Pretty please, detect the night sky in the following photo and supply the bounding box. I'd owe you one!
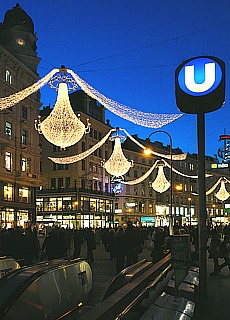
[1,0,230,157]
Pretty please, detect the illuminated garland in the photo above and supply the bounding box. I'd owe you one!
[162,159,212,178]
[48,129,116,164]
[0,69,59,110]
[122,128,187,160]
[68,69,183,128]
[35,82,90,149]
[122,160,159,185]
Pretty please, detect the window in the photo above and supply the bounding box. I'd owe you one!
[3,183,13,201]
[22,106,28,120]
[21,129,28,145]
[19,186,30,203]
[21,157,30,172]
[82,141,86,152]
[134,170,138,178]
[6,121,12,138]
[82,159,86,170]
[5,151,12,171]
[51,178,56,189]
[94,130,97,139]
[5,70,12,84]
[66,177,70,188]
[58,178,63,188]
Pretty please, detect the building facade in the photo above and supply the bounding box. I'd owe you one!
[0,4,41,228]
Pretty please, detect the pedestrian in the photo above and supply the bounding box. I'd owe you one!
[85,227,96,263]
[150,227,165,264]
[208,230,221,276]
[218,235,230,275]
[73,229,83,259]
[124,221,141,267]
[113,226,126,273]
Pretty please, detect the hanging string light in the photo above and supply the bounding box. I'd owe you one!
[122,128,187,160]
[68,69,183,128]
[48,129,116,164]
[0,69,59,110]
[151,162,171,193]
[215,178,230,201]
[0,68,183,129]
[102,135,133,178]
[35,82,91,149]
[122,160,159,185]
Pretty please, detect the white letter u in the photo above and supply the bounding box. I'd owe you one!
[185,62,215,93]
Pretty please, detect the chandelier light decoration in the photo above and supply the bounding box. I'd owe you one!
[215,178,230,201]
[0,68,183,129]
[192,177,230,201]
[49,129,116,164]
[68,69,183,128]
[0,69,59,110]
[102,135,134,178]
[151,162,171,193]
[35,81,91,149]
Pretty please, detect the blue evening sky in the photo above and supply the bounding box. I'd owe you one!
[1,0,230,157]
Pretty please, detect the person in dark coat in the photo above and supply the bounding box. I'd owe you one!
[124,221,141,267]
[208,230,221,276]
[218,235,230,274]
[73,229,83,259]
[114,227,126,273]
[85,227,96,263]
[151,227,165,264]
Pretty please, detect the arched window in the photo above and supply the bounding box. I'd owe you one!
[5,70,12,84]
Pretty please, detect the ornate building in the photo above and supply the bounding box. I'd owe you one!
[0,4,41,228]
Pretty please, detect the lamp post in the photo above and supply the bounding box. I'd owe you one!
[145,130,173,235]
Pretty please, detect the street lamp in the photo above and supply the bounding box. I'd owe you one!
[144,130,173,235]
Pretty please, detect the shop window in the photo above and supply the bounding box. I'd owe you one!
[5,151,12,171]
[19,186,29,203]
[63,197,72,211]
[3,184,13,201]
[36,198,43,211]
[5,70,12,84]
[6,121,12,138]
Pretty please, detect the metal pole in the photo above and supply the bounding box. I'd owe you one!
[197,112,207,316]
[147,130,173,235]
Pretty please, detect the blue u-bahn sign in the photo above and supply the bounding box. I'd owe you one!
[175,56,225,114]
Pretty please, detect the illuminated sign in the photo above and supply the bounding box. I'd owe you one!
[211,163,229,169]
[175,56,225,114]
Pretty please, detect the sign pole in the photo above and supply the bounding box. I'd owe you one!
[197,112,207,315]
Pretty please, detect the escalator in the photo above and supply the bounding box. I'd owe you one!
[0,258,92,320]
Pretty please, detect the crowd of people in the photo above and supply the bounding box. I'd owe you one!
[0,222,229,275]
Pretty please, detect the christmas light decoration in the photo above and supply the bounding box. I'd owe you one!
[122,160,159,185]
[151,162,171,193]
[48,129,116,164]
[102,135,133,177]
[215,178,230,201]
[68,69,183,128]
[123,128,187,160]
[162,159,212,178]
[35,82,90,149]
[0,69,59,110]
